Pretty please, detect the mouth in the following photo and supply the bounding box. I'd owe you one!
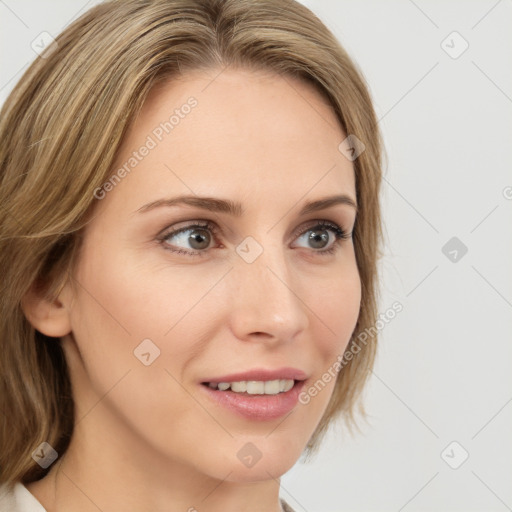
[199,368,308,421]
[201,379,297,395]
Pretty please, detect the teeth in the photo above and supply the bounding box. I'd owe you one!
[247,381,264,394]
[231,381,247,392]
[264,380,280,394]
[283,379,294,392]
[207,379,295,395]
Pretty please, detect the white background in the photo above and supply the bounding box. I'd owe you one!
[1,1,511,511]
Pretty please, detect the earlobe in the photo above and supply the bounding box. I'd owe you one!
[21,282,72,338]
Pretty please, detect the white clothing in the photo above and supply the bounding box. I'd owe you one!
[0,482,296,511]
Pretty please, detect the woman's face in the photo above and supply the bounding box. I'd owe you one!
[61,68,361,482]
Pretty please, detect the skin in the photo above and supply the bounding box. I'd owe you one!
[24,67,361,512]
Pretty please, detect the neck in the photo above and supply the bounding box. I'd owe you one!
[25,338,287,512]
[27,426,283,512]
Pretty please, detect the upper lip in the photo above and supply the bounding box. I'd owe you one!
[201,367,308,383]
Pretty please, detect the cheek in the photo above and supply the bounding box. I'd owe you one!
[307,258,362,362]
[66,241,172,404]
[67,247,207,453]
[67,241,228,412]
[291,257,361,416]
[71,240,215,342]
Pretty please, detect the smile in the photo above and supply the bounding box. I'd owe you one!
[199,368,308,421]
[204,379,295,395]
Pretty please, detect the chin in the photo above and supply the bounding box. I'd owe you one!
[223,456,299,483]
[204,435,306,483]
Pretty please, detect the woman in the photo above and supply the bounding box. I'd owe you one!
[0,0,383,510]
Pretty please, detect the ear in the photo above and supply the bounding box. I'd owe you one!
[21,280,73,337]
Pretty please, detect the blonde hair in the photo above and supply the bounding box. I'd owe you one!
[0,0,383,484]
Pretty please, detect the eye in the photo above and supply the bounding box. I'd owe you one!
[158,219,351,257]
[159,220,218,257]
[292,220,351,255]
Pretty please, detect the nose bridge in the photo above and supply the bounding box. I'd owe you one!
[228,237,309,341]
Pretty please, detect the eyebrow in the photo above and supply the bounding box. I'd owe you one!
[136,193,358,216]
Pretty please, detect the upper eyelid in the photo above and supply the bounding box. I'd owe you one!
[158,218,349,244]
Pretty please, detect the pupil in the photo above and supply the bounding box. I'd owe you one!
[190,229,210,249]
[309,230,329,249]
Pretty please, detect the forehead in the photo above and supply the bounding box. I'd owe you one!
[100,68,355,215]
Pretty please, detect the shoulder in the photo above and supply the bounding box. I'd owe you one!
[0,482,47,512]
[0,482,17,509]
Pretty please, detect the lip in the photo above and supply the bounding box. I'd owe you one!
[199,367,308,421]
[200,380,306,421]
[200,367,308,384]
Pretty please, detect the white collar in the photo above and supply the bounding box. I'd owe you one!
[14,483,47,512]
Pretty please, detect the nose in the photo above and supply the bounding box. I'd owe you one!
[228,244,310,345]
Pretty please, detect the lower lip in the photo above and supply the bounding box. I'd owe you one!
[200,381,305,421]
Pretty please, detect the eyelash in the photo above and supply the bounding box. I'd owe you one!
[157,219,352,258]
